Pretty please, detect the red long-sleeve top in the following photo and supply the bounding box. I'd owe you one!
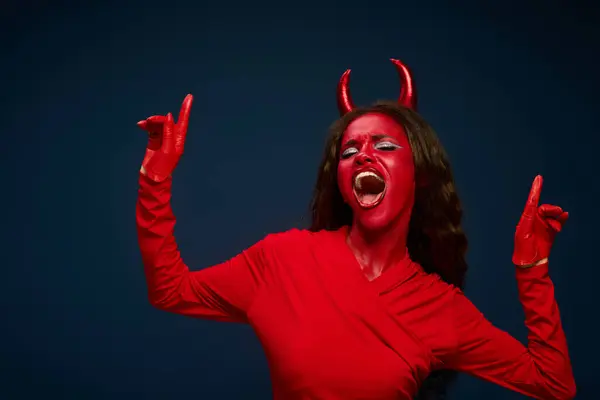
[136,173,576,400]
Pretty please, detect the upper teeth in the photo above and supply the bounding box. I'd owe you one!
[354,171,383,189]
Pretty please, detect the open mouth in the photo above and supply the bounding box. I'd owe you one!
[353,170,386,209]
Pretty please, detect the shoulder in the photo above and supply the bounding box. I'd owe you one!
[261,228,313,247]
[254,227,346,266]
[261,227,343,248]
[405,266,482,321]
[415,272,482,317]
[437,283,487,330]
[409,265,459,298]
[247,229,333,276]
[254,228,315,257]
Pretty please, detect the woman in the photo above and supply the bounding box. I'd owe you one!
[135,59,575,399]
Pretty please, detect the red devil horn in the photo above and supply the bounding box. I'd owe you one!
[336,69,355,116]
[336,59,417,116]
[390,58,417,110]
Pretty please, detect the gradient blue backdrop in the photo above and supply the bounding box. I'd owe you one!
[2,1,598,399]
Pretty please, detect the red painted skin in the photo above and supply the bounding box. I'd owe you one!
[135,95,575,399]
[337,113,415,281]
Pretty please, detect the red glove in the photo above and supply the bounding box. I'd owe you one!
[137,94,193,182]
[512,175,569,267]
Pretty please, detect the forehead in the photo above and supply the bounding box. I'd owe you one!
[343,113,407,142]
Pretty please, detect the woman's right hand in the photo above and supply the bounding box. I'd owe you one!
[137,94,193,182]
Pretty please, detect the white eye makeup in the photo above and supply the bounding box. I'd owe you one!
[341,148,359,158]
[341,141,402,159]
[374,141,402,151]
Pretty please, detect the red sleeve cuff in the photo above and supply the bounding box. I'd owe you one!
[515,261,550,280]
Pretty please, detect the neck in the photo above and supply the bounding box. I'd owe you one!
[347,215,410,280]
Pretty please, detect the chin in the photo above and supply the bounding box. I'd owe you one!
[353,207,396,232]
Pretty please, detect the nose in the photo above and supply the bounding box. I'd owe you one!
[354,152,373,165]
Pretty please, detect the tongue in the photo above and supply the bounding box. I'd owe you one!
[359,193,380,204]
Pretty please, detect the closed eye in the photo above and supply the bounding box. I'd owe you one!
[341,147,358,159]
[375,141,401,151]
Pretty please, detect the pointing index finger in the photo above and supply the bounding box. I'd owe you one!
[177,94,193,134]
[525,175,543,211]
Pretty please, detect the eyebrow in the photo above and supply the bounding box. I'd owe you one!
[343,134,394,147]
[372,134,393,141]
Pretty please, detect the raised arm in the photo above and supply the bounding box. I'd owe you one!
[444,176,575,399]
[135,95,268,323]
[446,265,575,399]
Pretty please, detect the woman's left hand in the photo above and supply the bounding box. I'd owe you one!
[512,175,569,268]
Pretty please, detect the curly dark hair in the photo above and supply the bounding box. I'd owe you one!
[309,101,468,399]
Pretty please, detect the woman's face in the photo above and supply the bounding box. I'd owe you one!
[337,112,415,232]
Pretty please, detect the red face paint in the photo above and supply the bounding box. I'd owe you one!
[337,113,415,232]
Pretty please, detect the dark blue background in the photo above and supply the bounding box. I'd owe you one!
[2,1,598,399]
